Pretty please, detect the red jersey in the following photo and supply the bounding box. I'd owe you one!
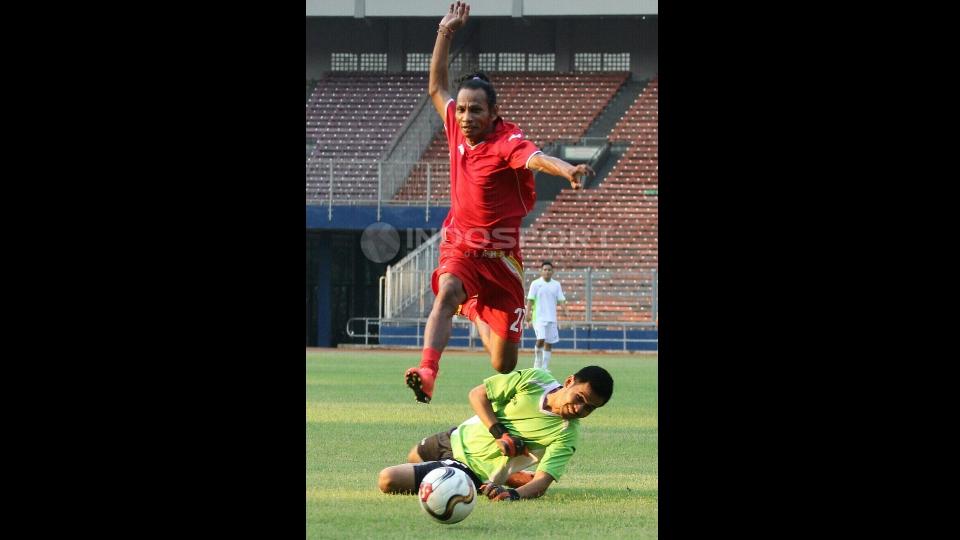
[442,98,540,252]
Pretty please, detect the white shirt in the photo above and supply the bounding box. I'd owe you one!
[527,278,565,323]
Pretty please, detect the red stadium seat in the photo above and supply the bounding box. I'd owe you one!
[305,73,429,200]
[514,76,658,320]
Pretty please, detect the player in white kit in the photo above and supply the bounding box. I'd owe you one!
[525,261,566,370]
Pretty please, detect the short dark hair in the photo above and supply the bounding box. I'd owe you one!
[573,366,614,405]
[457,71,497,108]
[541,261,553,269]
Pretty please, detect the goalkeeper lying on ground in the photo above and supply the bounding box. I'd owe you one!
[378,366,613,501]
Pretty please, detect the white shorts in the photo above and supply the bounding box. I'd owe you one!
[532,321,559,344]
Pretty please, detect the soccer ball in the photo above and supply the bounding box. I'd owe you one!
[418,466,477,524]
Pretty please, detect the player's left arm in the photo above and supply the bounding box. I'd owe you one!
[527,154,595,190]
[481,471,554,501]
[557,283,567,318]
[516,471,554,498]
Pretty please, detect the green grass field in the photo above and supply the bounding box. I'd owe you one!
[306,349,658,539]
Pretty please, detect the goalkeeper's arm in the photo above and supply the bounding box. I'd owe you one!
[467,385,527,457]
[481,471,555,501]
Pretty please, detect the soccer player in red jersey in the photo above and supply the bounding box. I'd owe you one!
[405,1,595,403]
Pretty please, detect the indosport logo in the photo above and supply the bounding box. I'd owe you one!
[360,222,401,263]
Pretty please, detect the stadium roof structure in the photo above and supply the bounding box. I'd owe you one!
[307,0,657,18]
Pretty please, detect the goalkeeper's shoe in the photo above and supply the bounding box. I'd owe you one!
[405,367,436,404]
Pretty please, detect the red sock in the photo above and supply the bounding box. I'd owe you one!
[420,347,441,374]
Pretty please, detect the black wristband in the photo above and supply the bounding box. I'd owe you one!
[507,488,520,500]
[489,422,508,439]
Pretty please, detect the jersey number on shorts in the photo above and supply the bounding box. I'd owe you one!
[509,308,525,332]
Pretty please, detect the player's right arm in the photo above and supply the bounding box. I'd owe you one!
[468,384,501,432]
[429,2,470,118]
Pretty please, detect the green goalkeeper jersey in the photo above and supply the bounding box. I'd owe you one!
[450,368,580,484]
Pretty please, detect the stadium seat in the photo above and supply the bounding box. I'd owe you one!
[305,73,428,202]
[520,76,658,322]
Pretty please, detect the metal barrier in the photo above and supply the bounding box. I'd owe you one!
[384,266,657,323]
[383,232,442,318]
[346,317,657,351]
[305,159,453,222]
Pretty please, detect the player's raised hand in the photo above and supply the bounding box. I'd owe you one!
[567,164,595,190]
[440,1,471,33]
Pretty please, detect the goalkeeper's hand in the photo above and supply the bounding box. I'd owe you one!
[480,483,520,502]
[489,423,527,457]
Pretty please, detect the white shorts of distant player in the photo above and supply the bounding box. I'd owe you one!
[532,321,559,344]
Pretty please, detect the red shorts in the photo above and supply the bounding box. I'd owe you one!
[431,242,527,343]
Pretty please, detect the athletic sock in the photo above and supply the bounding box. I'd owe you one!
[542,350,552,370]
[420,347,441,374]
